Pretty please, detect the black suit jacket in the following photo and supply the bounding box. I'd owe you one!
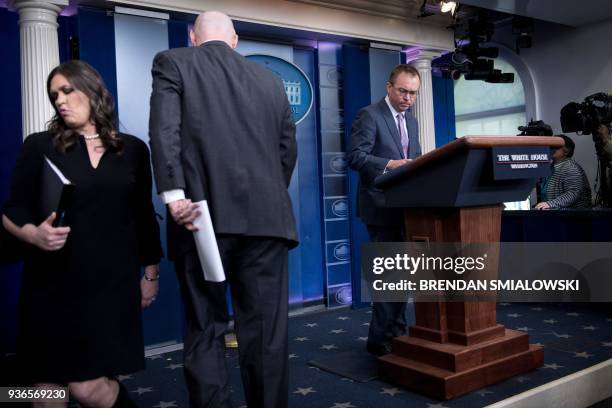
[348,98,422,226]
[149,41,298,259]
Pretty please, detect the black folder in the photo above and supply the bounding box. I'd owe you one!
[41,156,75,227]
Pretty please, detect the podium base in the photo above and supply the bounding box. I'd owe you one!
[378,329,544,400]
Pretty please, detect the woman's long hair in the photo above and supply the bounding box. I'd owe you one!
[46,60,123,153]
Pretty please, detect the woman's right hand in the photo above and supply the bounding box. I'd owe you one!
[25,212,71,251]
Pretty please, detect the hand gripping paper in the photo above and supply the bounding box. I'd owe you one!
[192,200,226,282]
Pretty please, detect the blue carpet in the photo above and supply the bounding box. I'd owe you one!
[116,302,612,407]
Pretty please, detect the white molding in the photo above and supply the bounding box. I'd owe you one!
[114,5,169,19]
[370,42,403,51]
[486,358,612,408]
[145,342,183,356]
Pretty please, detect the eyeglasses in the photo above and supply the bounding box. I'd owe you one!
[390,84,418,98]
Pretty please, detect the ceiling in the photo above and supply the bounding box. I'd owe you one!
[2,0,610,28]
[459,0,612,27]
[289,0,460,27]
[291,0,612,28]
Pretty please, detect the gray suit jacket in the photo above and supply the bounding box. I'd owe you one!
[348,98,422,226]
[149,41,298,258]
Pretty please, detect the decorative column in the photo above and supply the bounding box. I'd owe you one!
[405,49,440,154]
[8,0,68,139]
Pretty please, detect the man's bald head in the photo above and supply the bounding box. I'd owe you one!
[190,11,238,48]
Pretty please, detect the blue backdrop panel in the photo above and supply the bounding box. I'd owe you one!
[342,43,371,309]
[293,48,325,305]
[76,8,118,109]
[432,73,456,147]
[318,42,353,308]
[0,7,23,355]
[58,15,78,62]
[168,20,189,49]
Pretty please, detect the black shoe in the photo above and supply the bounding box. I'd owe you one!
[366,342,392,356]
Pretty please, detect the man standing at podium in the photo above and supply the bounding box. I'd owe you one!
[348,64,422,356]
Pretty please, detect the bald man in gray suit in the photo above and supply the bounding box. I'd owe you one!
[149,11,297,408]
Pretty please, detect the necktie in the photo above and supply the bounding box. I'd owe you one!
[397,113,409,158]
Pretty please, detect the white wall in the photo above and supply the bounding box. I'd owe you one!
[494,19,612,189]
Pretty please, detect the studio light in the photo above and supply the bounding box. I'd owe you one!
[440,1,457,16]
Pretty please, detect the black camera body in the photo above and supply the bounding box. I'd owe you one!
[517,120,553,136]
[560,92,612,135]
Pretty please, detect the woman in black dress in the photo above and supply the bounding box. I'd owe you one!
[2,60,162,407]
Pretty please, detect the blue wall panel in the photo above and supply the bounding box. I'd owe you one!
[432,74,456,147]
[77,8,118,111]
[342,43,371,309]
[318,42,353,308]
[58,15,78,62]
[168,20,189,49]
[0,7,23,355]
[293,48,325,305]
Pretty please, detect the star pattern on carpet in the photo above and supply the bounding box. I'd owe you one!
[380,387,403,396]
[475,389,494,397]
[543,363,564,370]
[582,325,598,330]
[293,387,316,396]
[131,387,153,395]
[531,307,543,311]
[165,363,183,370]
[153,402,177,408]
[426,403,450,408]
[71,304,612,408]
[337,316,350,320]
[543,319,558,324]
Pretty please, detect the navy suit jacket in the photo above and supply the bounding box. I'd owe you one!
[348,98,422,226]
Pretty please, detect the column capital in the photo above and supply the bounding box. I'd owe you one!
[404,49,442,64]
[7,0,68,20]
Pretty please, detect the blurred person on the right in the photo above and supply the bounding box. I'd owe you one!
[535,134,592,209]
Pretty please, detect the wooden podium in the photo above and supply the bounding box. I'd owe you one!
[372,136,563,399]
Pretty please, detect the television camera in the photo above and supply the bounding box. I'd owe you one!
[561,92,612,206]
